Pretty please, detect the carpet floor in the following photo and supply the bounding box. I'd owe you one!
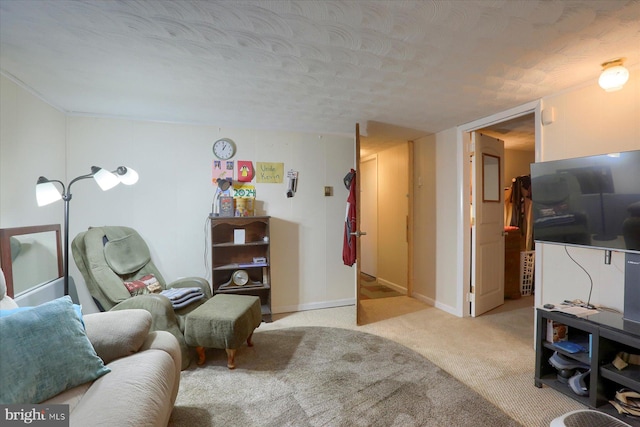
[169,326,520,426]
[359,273,403,300]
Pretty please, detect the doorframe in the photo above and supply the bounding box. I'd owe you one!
[455,100,542,317]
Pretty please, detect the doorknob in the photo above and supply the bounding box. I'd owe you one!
[350,230,367,237]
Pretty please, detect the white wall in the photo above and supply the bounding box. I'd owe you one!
[434,128,461,312]
[0,75,66,228]
[536,68,640,312]
[1,75,357,314]
[376,142,409,291]
[412,134,436,303]
[504,149,534,185]
[411,128,459,313]
[0,75,67,299]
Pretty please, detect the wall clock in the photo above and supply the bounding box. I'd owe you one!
[212,138,237,160]
[232,269,249,286]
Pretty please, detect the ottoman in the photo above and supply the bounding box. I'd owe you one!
[184,294,262,369]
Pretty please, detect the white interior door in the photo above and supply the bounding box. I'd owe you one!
[471,132,505,316]
[360,156,377,277]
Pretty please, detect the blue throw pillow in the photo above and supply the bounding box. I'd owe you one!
[0,296,110,404]
[0,304,85,327]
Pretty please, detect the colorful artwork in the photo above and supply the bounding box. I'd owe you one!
[237,160,254,182]
[256,162,284,183]
[213,160,234,185]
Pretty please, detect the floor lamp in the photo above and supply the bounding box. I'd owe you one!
[36,166,139,296]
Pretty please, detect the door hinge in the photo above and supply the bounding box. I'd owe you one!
[468,142,475,154]
[466,292,475,303]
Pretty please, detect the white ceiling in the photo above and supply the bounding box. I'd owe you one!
[1,0,639,144]
[480,113,536,151]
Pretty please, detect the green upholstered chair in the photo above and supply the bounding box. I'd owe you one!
[72,226,212,369]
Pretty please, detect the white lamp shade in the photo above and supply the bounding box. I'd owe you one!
[36,182,62,206]
[118,167,139,185]
[93,168,120,191]
[598,65,629,92]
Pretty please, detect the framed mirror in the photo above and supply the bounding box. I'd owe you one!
[482,153,501,202]
[0,224,63,298]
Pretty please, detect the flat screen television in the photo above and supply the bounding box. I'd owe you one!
[530,150,640,254]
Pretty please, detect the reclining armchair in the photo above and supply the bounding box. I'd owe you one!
[72,226,212,369]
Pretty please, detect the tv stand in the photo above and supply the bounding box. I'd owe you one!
[535,309,640,423]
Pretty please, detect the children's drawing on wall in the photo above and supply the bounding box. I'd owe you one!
[237,160,254,182]
[212,160,234,184]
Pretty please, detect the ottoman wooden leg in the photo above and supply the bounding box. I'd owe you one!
[196,346,206,365]
[226,348,237,370]
[247,332,254,347]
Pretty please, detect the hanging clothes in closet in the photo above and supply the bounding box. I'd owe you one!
[507,175,534,250]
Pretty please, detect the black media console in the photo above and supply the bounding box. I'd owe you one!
[535,308,640,425]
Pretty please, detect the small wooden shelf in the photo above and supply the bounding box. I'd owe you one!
[217,283,270,293]
[210,215,272,322]
[213,263,269,271]
[212,241,269,248]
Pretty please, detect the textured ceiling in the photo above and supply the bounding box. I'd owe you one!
[480,113,536,151]
[1,0,639,142]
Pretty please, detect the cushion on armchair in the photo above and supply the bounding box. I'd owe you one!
[0,296,110,404]
[104,233,152,275]
[83,309,152,364]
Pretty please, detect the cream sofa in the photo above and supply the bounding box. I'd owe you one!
[0,268,181,426]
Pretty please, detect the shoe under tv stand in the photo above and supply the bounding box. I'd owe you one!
[535,308,640,424]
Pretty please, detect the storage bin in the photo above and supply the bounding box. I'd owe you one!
[520,250,535,296]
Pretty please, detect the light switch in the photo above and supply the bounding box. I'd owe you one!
[324,186,333,196]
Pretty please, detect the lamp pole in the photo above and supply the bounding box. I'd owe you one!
[44,171,96,296]
[62,193,71,296]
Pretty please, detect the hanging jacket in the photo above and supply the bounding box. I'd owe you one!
[343,169,357,266]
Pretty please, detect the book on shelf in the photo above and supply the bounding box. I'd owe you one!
[237,262,267,268]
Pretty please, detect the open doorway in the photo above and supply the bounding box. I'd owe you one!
[480,114,536,312]
[357,131,414,325]
[464,110,538,316]
[359,140,409,301]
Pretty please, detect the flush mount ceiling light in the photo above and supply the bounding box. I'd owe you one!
[598,58,629,92]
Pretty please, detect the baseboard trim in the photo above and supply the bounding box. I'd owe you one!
[410,291,434,306]
[434,300,460,316]
[410,291,459,316]
[274,294,459,318]
[377,278,407,294]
